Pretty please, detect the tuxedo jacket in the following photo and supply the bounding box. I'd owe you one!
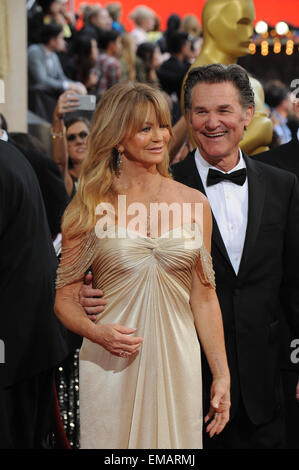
[254,138,299,178]
[0,141,70,388]
[172,150,299,425]
[253,140,299,374]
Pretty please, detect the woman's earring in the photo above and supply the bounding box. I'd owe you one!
[112,147,123,177]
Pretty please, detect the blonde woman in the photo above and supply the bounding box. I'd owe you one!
[180,14,202,37]
[129,5,156,48]
[119,34,136,81]
[54,81,230,449]
[180,14,203,62]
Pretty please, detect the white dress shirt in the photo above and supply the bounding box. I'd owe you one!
[194,148,248,274]
[0,129,8,141]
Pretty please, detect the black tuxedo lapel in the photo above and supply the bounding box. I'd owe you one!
[237,154,266,280]
[172,151,235,273]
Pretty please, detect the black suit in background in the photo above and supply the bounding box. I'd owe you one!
[7,136,69,239]
[0,141,70,448]
[7,137,82,354]
[253,140,299,449]
[172,151,299,448]
[254,138,299,178]
[157,57,190,124]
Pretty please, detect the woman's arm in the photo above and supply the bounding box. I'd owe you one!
[190,198,230,437]
[55,234,143,357]
[51,91,78,196]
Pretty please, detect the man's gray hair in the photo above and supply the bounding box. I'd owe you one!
[184,63,255,110]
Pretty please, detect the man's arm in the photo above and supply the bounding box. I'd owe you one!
[190,198,230,438]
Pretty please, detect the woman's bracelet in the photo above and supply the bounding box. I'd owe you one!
[51,126,66,139]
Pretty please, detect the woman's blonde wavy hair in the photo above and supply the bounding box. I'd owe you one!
[62,81,173,239]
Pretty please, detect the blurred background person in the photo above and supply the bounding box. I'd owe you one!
[64,33,100,95]
[73,3,93,32]
[51,91,91,198]
[94,6,113,31]
[157,31,191,124]
[180,14,202,62]
[28,23,86,122]
[119,34,136,81]
[28,0,74,44]
[80,5,112,48]
[106,2,125,33]
[157,13,181,55]
[187,35,203,63]
[264,79,293,145]
[96,29,122,101]
[147,16,163,44]
[129,5,156,48]
[135,42,161,87]
[180,14,201,38]
[43,0,76,39]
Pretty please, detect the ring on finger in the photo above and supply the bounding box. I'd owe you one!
[119,351,128,357]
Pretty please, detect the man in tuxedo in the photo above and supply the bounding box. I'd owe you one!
[0,140,70,448]
[171,64,299,449]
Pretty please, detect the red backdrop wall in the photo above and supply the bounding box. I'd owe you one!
[72,0,299,31]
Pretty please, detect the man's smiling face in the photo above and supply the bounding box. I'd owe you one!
[188,81,254,168]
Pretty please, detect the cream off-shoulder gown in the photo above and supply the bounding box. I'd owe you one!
[56,223,215,449]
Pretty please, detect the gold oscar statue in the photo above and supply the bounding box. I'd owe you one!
[183,0,273,155]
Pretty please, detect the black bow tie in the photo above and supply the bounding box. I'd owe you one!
[206,168,247,187]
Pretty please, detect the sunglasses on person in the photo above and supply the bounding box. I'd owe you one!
[66,131,89,142]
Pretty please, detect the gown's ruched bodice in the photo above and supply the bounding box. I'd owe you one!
[56,223,215,449]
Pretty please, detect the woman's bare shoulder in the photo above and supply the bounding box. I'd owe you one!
[164,178,208,205]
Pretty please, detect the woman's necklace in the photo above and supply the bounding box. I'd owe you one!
[146,176,163,237]
[113,175,164,237]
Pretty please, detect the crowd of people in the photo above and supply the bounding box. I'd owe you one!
[27,1,202,130]
[0,0,299,451]
[26,0,299,154]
